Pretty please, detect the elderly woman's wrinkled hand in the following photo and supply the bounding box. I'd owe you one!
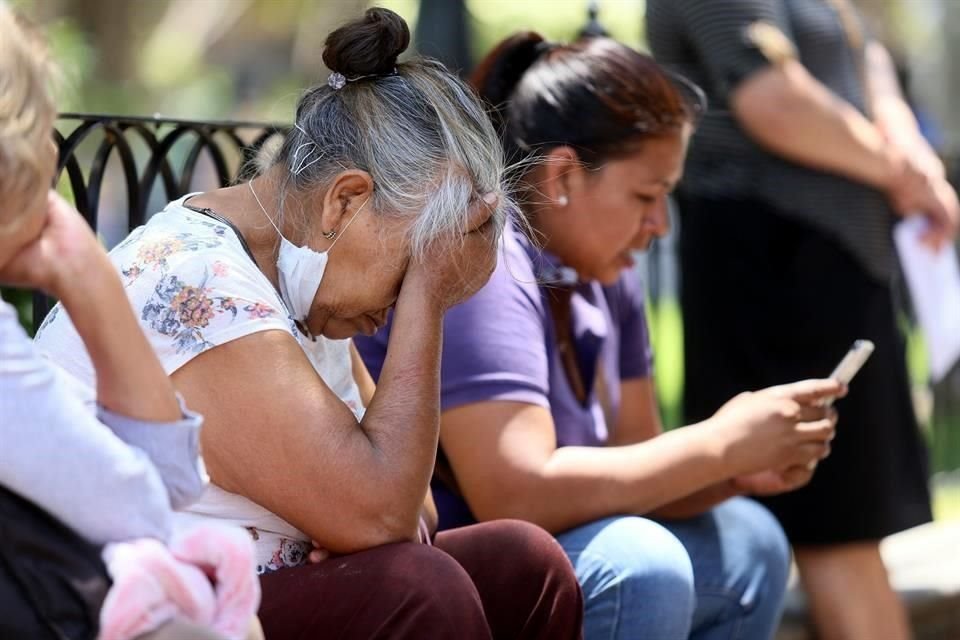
[405,192,500,312]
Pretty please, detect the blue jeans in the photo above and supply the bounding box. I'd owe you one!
[555,497,790,640]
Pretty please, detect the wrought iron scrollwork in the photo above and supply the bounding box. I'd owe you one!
[33,113,288,329]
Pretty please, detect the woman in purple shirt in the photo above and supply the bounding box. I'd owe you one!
[356,33,847,640]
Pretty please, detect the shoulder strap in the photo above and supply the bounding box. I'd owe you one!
[181,200,258,265]
[546,286,589,404]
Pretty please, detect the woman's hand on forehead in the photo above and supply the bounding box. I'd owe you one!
[400,191,500,313]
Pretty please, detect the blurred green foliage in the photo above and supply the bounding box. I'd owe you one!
[11,0,648,121]
[465,0,646,56]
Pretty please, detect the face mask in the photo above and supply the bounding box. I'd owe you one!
[249,181,369,325]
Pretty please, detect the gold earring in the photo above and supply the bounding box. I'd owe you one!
[322,230,337,240]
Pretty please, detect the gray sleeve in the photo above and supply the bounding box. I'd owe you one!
[97,395,208,510]
[0,303,174,545]
[660,0,795,98]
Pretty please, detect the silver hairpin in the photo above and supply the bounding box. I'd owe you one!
[293,144,323,175]
[327,68,399,91]
[290,123,324,175]
[328,72,347,90]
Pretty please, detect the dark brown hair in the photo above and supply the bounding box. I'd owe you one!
[472,32,698,168]
[322,7,409,77]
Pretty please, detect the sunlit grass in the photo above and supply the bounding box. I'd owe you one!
[647,298,683,428]
[933,480,960,521]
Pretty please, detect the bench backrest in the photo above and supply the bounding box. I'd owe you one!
[36,114,288,332]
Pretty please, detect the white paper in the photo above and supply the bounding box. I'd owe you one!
[893,217,960,382]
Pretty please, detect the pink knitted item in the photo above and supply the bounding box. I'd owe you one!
[171,524,261,639]
[99,524,260,640]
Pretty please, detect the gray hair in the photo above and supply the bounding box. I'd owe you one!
[269,12,509,259]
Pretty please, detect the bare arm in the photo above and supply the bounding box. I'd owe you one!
[442,401,727,533]
[440,379,839,534]
[606,377,661,446]
[0,194,197,541]
[172,283,444,552]
[732,58,958,243]
[421,488,439,537]
[865,41,944,179]
[731,59,900,190]
[610,377,740,519]
[171,200,497,554]
[353,326,438,536]
[16,193,182,422]
[0,305,177,545]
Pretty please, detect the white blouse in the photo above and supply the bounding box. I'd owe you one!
[35,195,365,573]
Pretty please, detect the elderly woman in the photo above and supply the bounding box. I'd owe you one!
[36,9,583,640]
[356,33,845,640]
[0,6,249,640]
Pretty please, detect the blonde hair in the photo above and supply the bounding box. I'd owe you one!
[0,3,57,227]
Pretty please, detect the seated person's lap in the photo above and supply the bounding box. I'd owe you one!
[259,520,582,640]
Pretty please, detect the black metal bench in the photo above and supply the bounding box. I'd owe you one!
[32,113,288,332]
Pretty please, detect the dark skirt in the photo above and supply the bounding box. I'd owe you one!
[676,194,932,545]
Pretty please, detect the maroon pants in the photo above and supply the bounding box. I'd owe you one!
[258,520,583,639]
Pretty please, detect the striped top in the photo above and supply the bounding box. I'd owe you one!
[646,0,897,282]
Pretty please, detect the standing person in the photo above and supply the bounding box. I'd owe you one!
[356,32,847,640]
[35,9,583,640]
[646,2,959,639]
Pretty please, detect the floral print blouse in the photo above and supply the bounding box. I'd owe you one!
[35,195,366,574]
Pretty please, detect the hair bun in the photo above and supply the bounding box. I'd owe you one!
[322,8,410,78]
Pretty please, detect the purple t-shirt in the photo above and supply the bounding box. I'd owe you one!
[354,224,653,529]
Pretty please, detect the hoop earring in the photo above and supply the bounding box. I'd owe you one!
[322,230,337,240]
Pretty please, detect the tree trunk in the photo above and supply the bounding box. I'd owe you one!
[414,0,471,75]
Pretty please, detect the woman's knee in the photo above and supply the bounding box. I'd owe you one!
[469,519,582,599]
[375,543,490,633]
[573,517,696,613]
[438,520,583,639]
[714,497,792,607]
[461,519,576,575]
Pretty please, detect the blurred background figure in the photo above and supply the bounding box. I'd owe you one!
[646,1,959,639]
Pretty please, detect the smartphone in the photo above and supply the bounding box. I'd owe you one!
[822,339,875,406]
